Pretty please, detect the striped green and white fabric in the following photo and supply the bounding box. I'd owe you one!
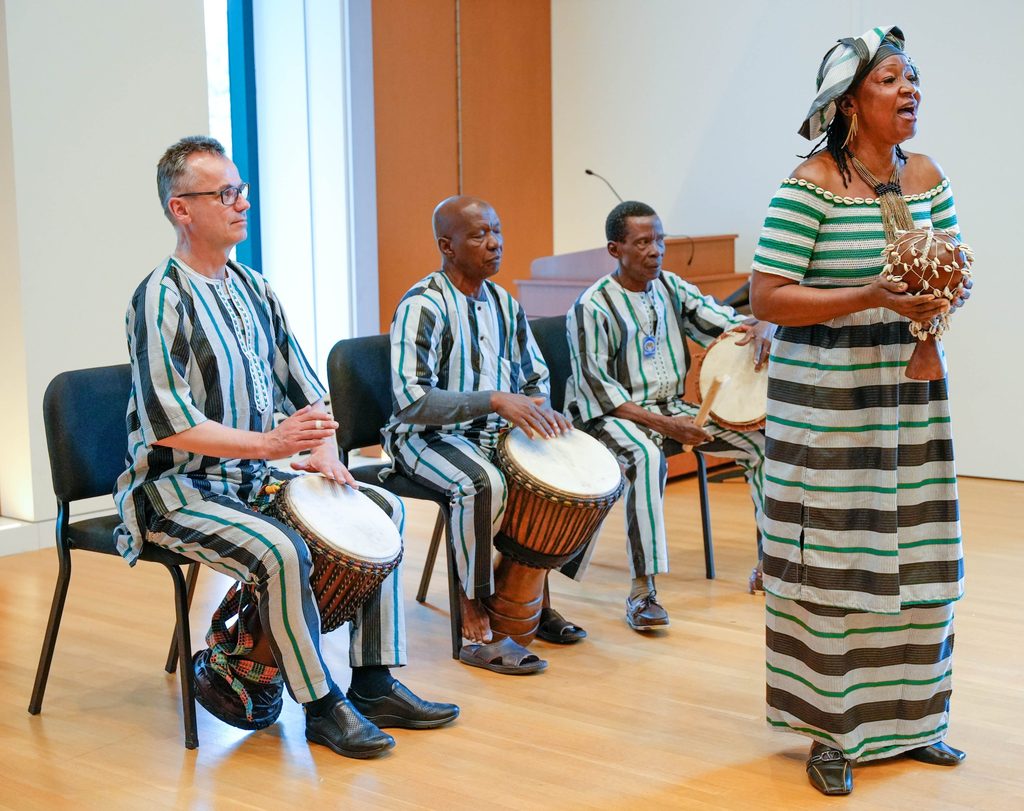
[383,270,553,599]
[765,595,953,761]
[565,271,745,422]
[753,178,963,759]
[799,25,904,141]
[115,256,325,564]
[563,272,764,579]
[383,270,549,449]
[114,256,407,699]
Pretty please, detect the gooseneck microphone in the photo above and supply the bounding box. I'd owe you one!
[670,233,695,266]
[584,168,624,202]
[584,170,693,266]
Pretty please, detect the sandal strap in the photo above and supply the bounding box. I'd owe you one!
[487,636,537,666]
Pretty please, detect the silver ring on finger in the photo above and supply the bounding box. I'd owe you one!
[315,419,323,431]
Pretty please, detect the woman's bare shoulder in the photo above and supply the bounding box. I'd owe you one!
[789,152,841,189]
[901,152,946,191]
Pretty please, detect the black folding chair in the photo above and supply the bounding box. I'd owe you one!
[29,364,201,748]
[529,315,717,579]
[326,335,462,659]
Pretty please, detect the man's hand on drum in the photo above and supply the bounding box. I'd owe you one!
[491,393,571,439]
[291,441,358,486]
[660,414,714,447]
[265,405,338,459]
[733,319,776,371]
[868,277,951,322]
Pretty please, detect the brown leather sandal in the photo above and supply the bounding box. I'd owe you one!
[459,637,548,675]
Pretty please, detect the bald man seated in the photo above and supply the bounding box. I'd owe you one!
[381,196,588,675]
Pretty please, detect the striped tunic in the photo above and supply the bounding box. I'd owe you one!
[753,177,962,760]
[563,272,764,579]
[564,271,745,422]
[114,256,325,564]
[382,270,552,598]
[383,270,549,452]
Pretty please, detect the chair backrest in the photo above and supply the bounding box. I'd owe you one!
[43,364,131,503]
[529,315,571,412]
[326,334,394,456]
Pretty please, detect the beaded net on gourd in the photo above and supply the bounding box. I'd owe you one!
[881,227,974,340]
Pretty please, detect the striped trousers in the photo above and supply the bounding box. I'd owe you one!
[766,594,954,761]
[578,398,766,579]
[390,431,585,600]
[145,475,407,704]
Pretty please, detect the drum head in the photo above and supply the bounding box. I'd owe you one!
[698,330,768,429]
[504,427,622,498]
[281,476,402,563]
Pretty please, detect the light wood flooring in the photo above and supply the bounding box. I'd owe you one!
[1,475,1021,810]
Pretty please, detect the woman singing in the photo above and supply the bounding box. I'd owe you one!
[749,26,969,796]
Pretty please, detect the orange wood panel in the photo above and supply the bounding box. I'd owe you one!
[458,0,553,298]
[371,0,458,331]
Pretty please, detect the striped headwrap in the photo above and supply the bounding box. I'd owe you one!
[799,25,905,140]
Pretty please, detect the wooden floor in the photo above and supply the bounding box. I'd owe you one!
[1,475,1021,810]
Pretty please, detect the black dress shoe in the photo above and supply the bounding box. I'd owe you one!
[305,696,395,759]
[806,742,852,796]
[347,681,460,730]
[906,740,966,766]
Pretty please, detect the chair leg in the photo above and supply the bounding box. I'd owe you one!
[27,547,73,715]
[165,563,199,749]
[165,562,201,673]
[445,526,462,660]
[696,452,715,580]
[416,511,445,603]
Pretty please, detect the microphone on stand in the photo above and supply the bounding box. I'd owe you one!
[584,168,624,202]
[584,169,694,267]
[667,233,695,266]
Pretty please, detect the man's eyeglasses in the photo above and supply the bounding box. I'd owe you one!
[176,183,249,206]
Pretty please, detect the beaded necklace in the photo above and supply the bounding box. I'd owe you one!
[849,153,915,242]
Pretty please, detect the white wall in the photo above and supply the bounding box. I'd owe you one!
[0,0,210,525]
[552,0,1023,481]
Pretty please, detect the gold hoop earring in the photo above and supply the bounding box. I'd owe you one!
[841,112,858,149]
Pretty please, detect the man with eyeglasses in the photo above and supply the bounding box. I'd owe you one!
[113,135,458,759]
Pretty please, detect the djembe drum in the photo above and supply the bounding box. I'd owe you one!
[193,476,403,730]
[881,227,975,380]
[692,328,769,432]
[484,428,624,645]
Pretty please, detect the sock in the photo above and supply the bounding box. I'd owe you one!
[305,686,344,718]
[630,575,655,600]
[349,665,396,699]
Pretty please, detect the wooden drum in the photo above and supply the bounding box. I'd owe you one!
[692,328,768,432]
[271,475,403,632]
[485,427,623,645]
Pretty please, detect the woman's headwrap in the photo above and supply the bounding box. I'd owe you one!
[799,25,906,140]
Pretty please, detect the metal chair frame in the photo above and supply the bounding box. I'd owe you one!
[29,364,201,749]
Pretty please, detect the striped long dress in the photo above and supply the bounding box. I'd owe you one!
[752,177,963,762]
